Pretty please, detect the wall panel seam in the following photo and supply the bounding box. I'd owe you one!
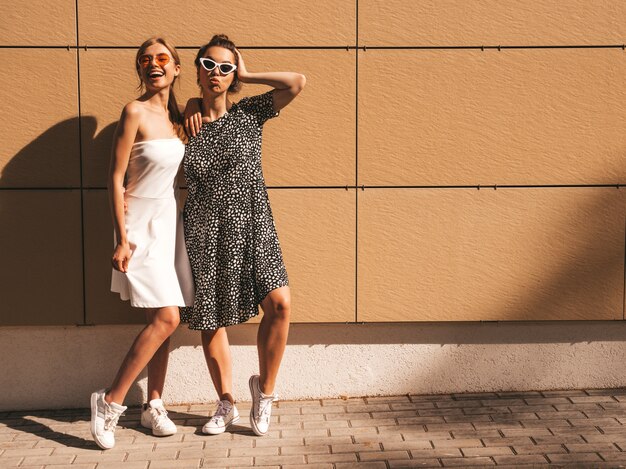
[355,0,359,323]
[1,45,625,50]
[0,45,359,50]
[2,185,623,191]
[352,185,625,190]
[359,45,626,50]
[75,0,87,325]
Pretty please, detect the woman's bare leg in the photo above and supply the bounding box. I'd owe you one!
[201,328,234,403]
[147,337,171,401]
[106,306,180,405]
[257,286,291,395]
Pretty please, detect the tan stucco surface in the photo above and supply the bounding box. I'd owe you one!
[359,50,626,185]
[0,50,80,187]
[1,2,624,326]
[0,1,76,45]
[358,188,625,321]
[77,1,355,46]
[0,191,83,325]
[359,1,626,45]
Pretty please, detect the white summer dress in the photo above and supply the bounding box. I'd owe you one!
[111,138,195,308]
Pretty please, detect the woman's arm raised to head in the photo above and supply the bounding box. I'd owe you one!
[235,49,306,113]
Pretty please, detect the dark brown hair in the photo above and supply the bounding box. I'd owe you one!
[135,37,185,141]
[195,34,241,93]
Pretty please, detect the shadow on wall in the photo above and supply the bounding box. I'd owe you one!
[0,116,117,190]
[1,117,113,187]
[0,117,119,326]
[0,117,148,403]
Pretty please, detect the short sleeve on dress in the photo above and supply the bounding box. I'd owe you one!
[239,90,279,126]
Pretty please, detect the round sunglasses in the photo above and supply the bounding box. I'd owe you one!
[199,57,237,75]
[137,53,171,68]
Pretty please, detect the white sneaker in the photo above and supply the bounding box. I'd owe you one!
[249,375,278,436]
[203,399,240,435]
[90,389,127,449]
[140,398,177,436]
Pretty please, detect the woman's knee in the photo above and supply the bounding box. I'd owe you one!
[201,327,226,343]
[268,295,291,321]
[152,308,180,334]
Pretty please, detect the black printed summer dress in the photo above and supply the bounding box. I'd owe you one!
[180,90,289,330]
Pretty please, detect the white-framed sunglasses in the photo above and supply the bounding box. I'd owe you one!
[199,58,237,75]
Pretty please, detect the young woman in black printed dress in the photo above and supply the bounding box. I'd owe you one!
[181,34,305,436]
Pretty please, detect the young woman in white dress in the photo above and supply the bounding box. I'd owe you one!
[90,37,194,450]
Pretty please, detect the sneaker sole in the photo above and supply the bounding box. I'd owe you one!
[202,415,240,435]
[248,375,266,436]
[90,392,113,450]
[152,427,177,437]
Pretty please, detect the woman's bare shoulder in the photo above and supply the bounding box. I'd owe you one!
[121,99,146,117]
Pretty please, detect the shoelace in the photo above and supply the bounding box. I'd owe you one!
[257,395,277,424]
[103,407,123,432]
[151,407,170,426]
[211,400,231,422]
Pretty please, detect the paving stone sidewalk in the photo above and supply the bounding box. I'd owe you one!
[3,388,626,468]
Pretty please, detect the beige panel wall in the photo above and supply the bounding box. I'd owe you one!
[78,1,355,46]
[0,50,80,188]
[1,2,76,45]
[359,1,626,45]
[359,49,626,185]
[0,191,83,325]
[358,188,625,322]
[1,1,624,326]
[269,190,355,323]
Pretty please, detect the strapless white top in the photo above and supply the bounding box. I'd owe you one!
[125,138,184,199]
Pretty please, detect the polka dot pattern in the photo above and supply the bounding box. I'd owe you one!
[180,91,289,330]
